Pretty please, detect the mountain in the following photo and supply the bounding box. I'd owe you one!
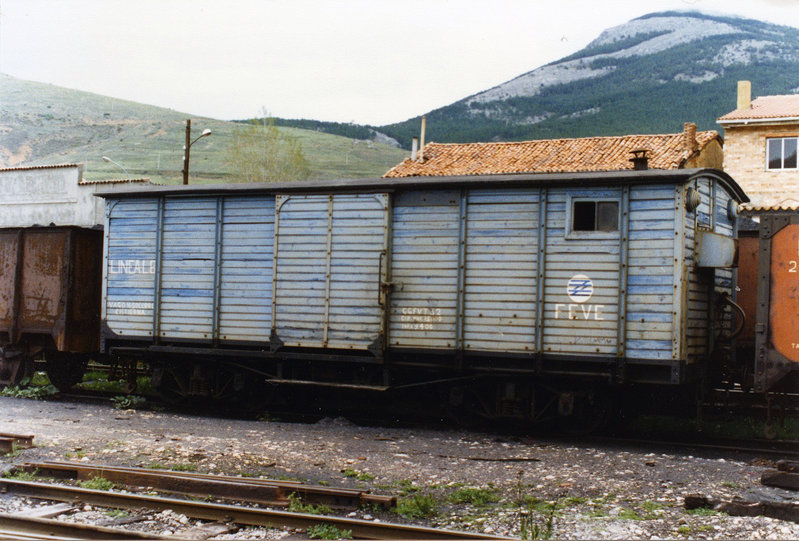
[0,74,407,183]
[375,11,799,147]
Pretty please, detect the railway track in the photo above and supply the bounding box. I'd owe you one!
[2,465,504,540]
[0,512,168,540]
[0,478,501,540]
[20,461,396,510]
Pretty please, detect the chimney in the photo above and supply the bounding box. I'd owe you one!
[630,149,649,170]
[737,80,751,110]
[419,116,426,161]
[411,137,419,161]
[683,122,698,155]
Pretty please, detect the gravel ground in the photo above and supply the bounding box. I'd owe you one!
[0,395,797,539]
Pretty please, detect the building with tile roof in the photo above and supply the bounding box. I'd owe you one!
[384,123,722,178]
[0,163,151,227]
[717,81,799,210]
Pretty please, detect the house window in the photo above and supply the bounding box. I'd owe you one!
[572,200,619,232]
[767,137,798,170]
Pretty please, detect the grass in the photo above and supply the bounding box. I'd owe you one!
[342,468,374,481]
[307,524,353,540]
[392,479,421,495]
[678,524,714,536]
[6,469,38,481]
[448,487,499,506]
[80,476,115,491]
[394,493,439,519]
[288,493,331,515]
[613,500,666,521]
[519,500,556,540]
[618,508,644,520]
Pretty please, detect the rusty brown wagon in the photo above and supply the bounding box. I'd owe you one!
[0,226,102,390]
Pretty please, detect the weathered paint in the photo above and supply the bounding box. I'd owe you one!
[767,224,799,362]
[272,193,388,350]
[100,169,745,383]
[0,227,102,352]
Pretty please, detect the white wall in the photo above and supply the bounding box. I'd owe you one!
[0,164,148,227]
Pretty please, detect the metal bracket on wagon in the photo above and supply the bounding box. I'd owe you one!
[268,330,283,353]
[368,334,385,359]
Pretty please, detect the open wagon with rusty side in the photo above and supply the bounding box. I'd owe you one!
[0,226,102,390]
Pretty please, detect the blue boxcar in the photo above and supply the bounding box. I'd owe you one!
[98,168,747,422]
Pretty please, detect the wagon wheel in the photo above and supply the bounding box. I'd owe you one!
[45,352,88,392]
[151,363,191,404]
[0,348,34,390]
[558,388,613,435]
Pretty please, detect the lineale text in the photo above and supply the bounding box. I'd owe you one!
[109,259,156,274]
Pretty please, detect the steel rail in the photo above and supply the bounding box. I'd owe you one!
[0,479,505,540]
[0,512,169,540]
[23,462,395,509]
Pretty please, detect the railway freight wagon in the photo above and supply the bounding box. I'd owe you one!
[0,226,103,390]
[736,210,799,396]
[99,168,747,426]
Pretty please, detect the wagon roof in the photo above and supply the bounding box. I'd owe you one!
[96,168,748,203]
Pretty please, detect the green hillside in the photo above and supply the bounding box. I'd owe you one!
[0,74,407,183]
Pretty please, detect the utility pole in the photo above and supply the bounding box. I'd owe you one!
[181,119,212,185]
[182,119,192,185]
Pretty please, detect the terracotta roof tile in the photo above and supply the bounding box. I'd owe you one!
[741,201,799,212]
[384,130,719,178]
[718,95,799,123]
[79,178,151,185]
[0,163,82,172]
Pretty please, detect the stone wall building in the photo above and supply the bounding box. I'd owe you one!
[717,81,799,208]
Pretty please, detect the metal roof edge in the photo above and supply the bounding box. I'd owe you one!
[717,116,799,126]
[96,168,742,200]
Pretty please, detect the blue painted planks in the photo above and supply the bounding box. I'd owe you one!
[218,196,275,341]
[463,189,538,352]
[274,194,387,349]
[389,191,460,349]
[105,198,160,337]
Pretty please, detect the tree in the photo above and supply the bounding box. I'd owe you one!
[227,114,312,182]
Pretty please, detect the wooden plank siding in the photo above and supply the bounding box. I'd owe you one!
[103,198,160,338]
[273,194,389,350]
[101,170,743,385]
[625,185,677,360]
[542,189,621,356]
[389,191,460,349]
[463,189,539,352]
[218,196,274,342]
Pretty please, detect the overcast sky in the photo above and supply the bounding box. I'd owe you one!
[2,0,799,125]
